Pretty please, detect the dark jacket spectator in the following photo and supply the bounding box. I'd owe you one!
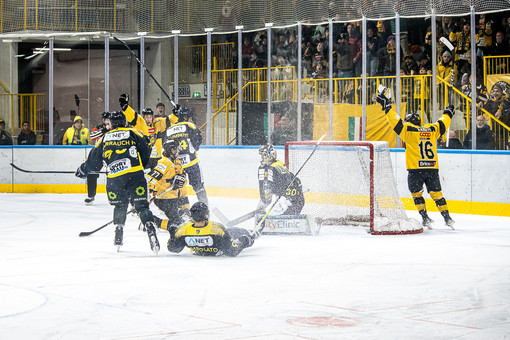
[439,130,463,149]
[271,115,295,145]
[401,55,419,75]
[489,31,510,56]
[0,119,13,145]
[463,115,495,150]
[336,33,354,77]
[18,121,37,145]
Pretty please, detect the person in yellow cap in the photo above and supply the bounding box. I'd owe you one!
[62,115,90,145]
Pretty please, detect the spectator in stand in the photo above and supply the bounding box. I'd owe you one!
[312,62,327,79]
[367,26,382,51]
[417,54,432,72]
[376,20,391,44]
[402,54,418,75]
[303,40,314,77]
[270,115,295,145]
[249,50,264,68]
[438,130,463,149]
[62,115,90,145]
[336,33,354,78]
[463,114,495,150]
[0,119,13,145]
[274,31,290,63]
[312,42,326,69]
[377,36,398,76]
[346,23,362,76]
[17,121,36,145]
[242,35,254,68]
[480,84,510,149]
[449,18,472,74]
[475,14,493,57]
[489,31,510,56]
[437,50,454,83]
[367,37,380,76]
[442,17,456,38]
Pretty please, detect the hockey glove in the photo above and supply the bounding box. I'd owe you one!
[119,93,129,111]
[75,163,88,179]
[171,174,186,190]
[238,234,255,248]
[256,200,268,213]
[376,93,392,113]
[172,104,181,115]
[443,105,455,118]
[269,196,291,216]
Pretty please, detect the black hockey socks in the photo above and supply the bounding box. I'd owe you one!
[114,225,124,249]
[113,204,129,225]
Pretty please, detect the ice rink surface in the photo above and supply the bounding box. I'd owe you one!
[1,193,509,340]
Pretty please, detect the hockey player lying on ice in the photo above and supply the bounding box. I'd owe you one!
[159,202,255,257]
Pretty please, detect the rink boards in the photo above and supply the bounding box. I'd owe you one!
[0,145,509,217]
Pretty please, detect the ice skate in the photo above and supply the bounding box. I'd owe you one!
[84,196,95,205]
[419,210,434,230]
[145,221,160,254]
[441,211,455,230]
[114,225,124,251]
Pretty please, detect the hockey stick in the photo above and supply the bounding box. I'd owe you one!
[10,163,105,174]
[440,36,455,147]
[213,207,262,228]
[250,134,327,238]
[78,186,173,237]
[113,36,177,109]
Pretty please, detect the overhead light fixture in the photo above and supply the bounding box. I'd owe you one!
[35,47,71,51]
[137,32,147,36]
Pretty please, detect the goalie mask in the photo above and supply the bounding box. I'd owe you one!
[405,112,421,126]
[109,111,127,128]
[190,202,209,222]
[259,143,277,164]
[163,139,180,159]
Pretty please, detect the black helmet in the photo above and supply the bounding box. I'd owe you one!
[177,107,193,122]
[101,111,110,120]
[405,112,421,126]
[109,111,127,128]
[163,138,180,158]
[190,202,209,222]
[142,108,154,116]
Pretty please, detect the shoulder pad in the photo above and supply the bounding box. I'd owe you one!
[186,122,198,129]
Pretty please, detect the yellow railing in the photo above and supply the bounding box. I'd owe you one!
[483,55,510,82]
[179,42,235,83]
[0,93,46,137]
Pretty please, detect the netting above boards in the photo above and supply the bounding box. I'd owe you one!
[1,0,510,35]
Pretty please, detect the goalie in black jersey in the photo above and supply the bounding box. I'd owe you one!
[257,143,305,215]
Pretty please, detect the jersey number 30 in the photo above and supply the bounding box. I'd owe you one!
[418,141,435,159]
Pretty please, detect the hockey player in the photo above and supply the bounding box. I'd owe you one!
[118,93,149,136]
[376,87,455,229]
[165,107,208,204]
[166,202,254,257]
[75,111,160,253]
[142,108,162,170]
[257,143,305,215]
[83,111,111,205]
[146,138,190,227]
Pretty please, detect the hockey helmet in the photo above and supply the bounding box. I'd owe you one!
[163,138,181,158]
[142,108,154,116]
[405,112,421,126]
[101,111,110,120]
[190,202,209,222]
[259,143,277,164]
[109,111,127,128]
[177,107,193,122]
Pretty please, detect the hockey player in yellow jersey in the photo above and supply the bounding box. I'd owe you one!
[166,202,254,257]
[118,93,150,136]
[142,108,164,170]
[146,138,190,228]
[376,86,455,229]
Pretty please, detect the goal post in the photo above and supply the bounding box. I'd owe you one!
[285,141,422,235]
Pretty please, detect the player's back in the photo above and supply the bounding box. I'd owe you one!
[99,127,146,177]
[402,122,442,170]
[170,221,230,256]
[165,122,200,167]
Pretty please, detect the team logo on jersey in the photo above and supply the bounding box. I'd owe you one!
[185,236,213,247]
[104,131,130,141]
[135,186,145,196]
[155,163,167,173]
[129,146,137,158]
[419,160,436,167]
[419,132,432,138]
[108,192,117,200]
[167,125,186,136]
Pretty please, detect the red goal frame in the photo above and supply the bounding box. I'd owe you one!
[285,141,423,235]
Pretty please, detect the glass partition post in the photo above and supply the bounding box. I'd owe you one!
[297,22,302,141]
[470,6,477,150]
[49,38,54,145]
[395,13,401,147]
[237,26,243,145]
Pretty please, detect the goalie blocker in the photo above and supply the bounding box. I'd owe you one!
[255,214,318,235]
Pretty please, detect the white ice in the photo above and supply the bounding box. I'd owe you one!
[1,193,510,339]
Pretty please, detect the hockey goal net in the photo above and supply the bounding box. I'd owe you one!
[285,141,422,235]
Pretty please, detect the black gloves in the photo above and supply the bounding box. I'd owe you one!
[119,93,129,111]
[75,163,88,179]
[172,104,181,115]
[171,174,186,190]
[443,105,455,118]
[376,93,392,113]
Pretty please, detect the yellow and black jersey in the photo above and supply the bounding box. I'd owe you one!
[146,116,172,160]
[167,221,243,257]
[449,31,472,60]
[385,107,451,170]
[146,157,187,199]
[258,160,304,205]
[122,105,149,136]
[85,127,150,178]
[165,121,203,168]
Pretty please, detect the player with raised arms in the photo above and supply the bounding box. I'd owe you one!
[376,86,455,229]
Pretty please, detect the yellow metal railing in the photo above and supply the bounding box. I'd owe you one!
[483,55,510,83]
[0,93,46,137]
[179,42,235,83]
